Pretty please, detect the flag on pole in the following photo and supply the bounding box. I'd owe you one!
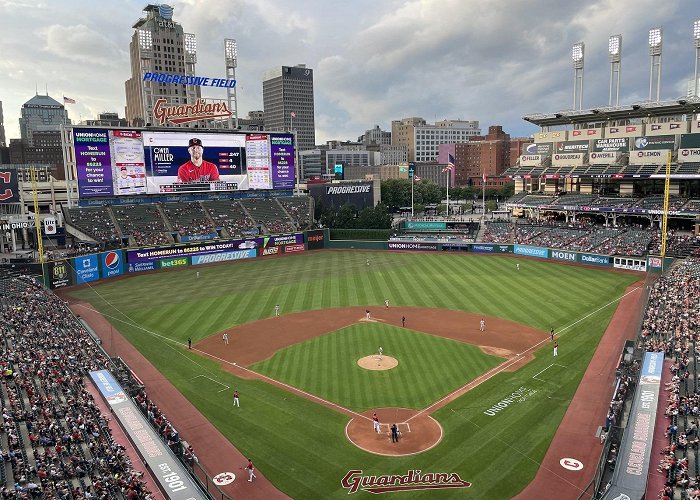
[63,96,76,104]
[290,111,296,118]
[447,153,456,168]
[482,172,487,183]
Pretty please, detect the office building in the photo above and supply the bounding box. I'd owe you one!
[0,101,6,147]
[391,117,480,163]
[18,94,70,146]
[263,65,315,151]
[439,125,512,186]
[81,112,129,128]
[124,4,199,127]
[358,125,391,147]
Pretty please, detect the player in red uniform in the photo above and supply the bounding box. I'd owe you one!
[177,138,220,183]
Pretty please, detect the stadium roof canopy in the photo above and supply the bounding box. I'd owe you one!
[523,96,700,128]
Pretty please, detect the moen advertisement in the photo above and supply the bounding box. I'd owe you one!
[73,127,296,197]
[126,234,304,263]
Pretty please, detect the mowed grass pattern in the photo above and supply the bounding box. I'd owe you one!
[70,251,641,499]
[251,323,503,411]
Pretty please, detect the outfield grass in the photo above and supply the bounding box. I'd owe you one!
[70,251,639,498]
[251,322,504,411]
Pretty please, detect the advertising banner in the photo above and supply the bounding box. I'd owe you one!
[48,259,74,288]
[127,261,157,273]
[633,135,675,150]
[470,244,512,253]
[284,243,305,253]
[677,148,700,163]
[552,153,585,166]
[100,250,124,279]
[127,234,303,263]
[73,127,296,197]
[261,246,280,256]
[518,155,542,167]
[180,233,218,242]
[513,245,548,258]
[405,221,447,230]
[158,256,190,269]
[679,133,700,149]
[588,151,619,164]
[308,182,374,210]
[306,229,325,250]
[630,150,669,165]
[388,242,439,251]
[550,250,577,262]
[522,143,552,155]
[578,253,611,266]
[73,254,100,284]
[89,370,207,500]
[593,137,629,152]
[0,168,19,202]
[191,249,256,265]
[555,140,589,153]
[600,352,663,500]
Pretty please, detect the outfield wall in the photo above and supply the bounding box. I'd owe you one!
[43,230,657,289]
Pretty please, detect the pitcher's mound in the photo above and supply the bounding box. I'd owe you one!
[358,355,398,370]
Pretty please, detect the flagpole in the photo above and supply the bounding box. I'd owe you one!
[411,175,414,218]
[446,169,449,218]
[482,171,486,218]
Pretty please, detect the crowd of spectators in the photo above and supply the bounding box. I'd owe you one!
[112,206,171,248]
[278,198,311,229]
[637,258,700,499]
[162,202,215,239]
[0,275,198,499]
[65,208,119,244]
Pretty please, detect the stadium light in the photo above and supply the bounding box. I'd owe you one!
[225,38,237,60]
[138,29,152,50]
[184,33,197,55]
[648,28,662,102]
[648,27,662,55]
[694,20,700,96]
[572,42,584,110]
[609,35,622,106]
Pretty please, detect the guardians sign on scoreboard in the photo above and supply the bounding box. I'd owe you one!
[73,127,295,198]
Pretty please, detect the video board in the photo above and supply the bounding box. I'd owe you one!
[73,128,295,198]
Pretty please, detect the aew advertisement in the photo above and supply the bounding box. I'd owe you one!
[73,127,295,198]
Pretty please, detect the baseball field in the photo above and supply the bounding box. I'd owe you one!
[69,250,640,498]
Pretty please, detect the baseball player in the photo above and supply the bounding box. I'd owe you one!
[244,459,256,482]
[516,263,520,271]
[177,138,220,183]
[223,333,229,345]
[233,390,240,407]
[372,413,381,434]
[480,319,485,332]
[275,304,280,316]
[550,328,555,341]
[366,309,371,320]
[384,299,389,309]
[366,258,370,267]
[378,346,383,360]
[553,342,559,357]
[402,315,405,327]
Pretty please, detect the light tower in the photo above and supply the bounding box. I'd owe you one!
[648,27,663,102]
[572,42,584,110]
[693,20,700,97]
[608,35,622,107]
[224,38,239,129]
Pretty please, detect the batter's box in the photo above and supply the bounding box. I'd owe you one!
[532,363,567,382]
[378,422,411,435]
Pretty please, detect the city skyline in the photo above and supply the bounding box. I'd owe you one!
[0,0,698,145]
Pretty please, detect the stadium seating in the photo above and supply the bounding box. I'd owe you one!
[161,202,217,240]
[239,198,295,234]
[202,200,259,239]
[112,204,172,247]
[64,207,120,244]
[278,197,313,229]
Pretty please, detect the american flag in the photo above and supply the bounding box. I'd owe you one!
[290,111,296,118]
[63,96,76,104]
[482,172,486,183]
[442,153,455,172]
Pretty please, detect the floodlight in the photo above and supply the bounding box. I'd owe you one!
[572,42,584,62]
[184,33,197,55]
[608,34,621,63]
[694,20,700,47]
[138,29,152,50]
[225,39,237,60]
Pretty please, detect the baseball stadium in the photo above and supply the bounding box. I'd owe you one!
[3,20,700,500]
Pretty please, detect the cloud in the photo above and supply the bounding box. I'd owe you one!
[42,24,126,66]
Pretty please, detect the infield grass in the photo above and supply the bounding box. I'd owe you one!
[251,322,504,411]
[70,251,640,499]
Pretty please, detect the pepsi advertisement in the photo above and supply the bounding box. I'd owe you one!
[101,250,124,278]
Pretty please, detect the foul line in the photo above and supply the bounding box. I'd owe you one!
[192,375,230,393]
[408,283,643,422]
[532,363,566,382]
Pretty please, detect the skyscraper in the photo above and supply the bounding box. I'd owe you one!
[263,65,315,151]
[18,94,69,146]
[124,4,199,127]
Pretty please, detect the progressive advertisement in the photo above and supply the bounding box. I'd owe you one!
[513,245,548,258]
[73,127,296,197]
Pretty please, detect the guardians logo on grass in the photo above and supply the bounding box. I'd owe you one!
[341,469,471,494]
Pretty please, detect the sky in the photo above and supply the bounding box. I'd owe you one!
[0,0,698,144]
